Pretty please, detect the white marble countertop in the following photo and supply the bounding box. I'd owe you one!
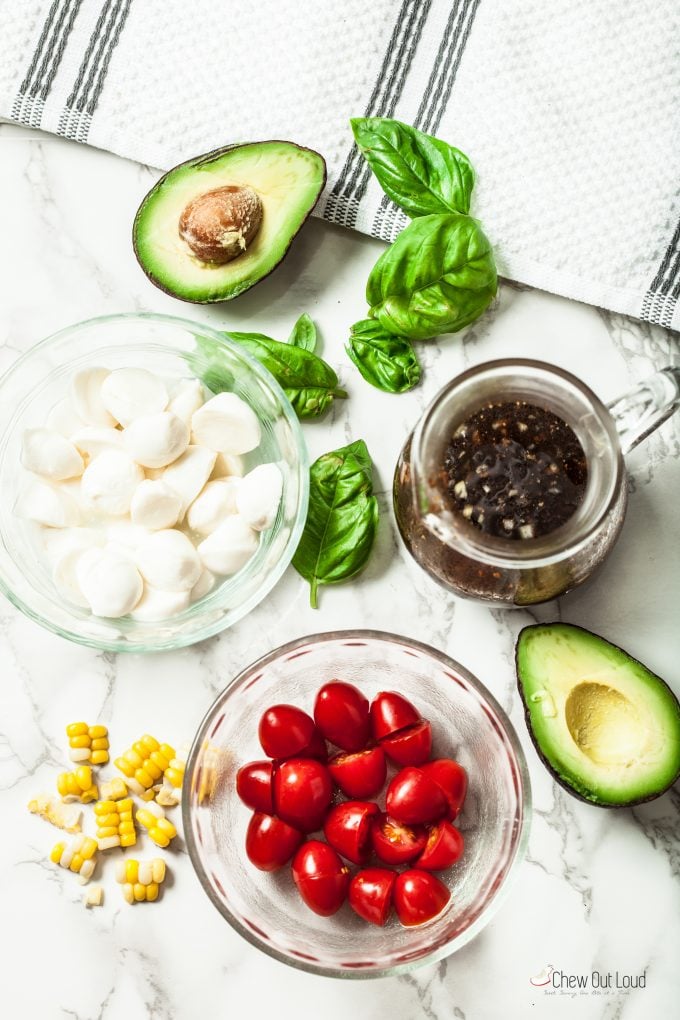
[1,122,678,1020]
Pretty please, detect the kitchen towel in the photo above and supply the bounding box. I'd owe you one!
[1,0,678,330]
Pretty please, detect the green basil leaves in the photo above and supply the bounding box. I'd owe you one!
[287,312,317,352]
[351,117,474,217]
[292,439,379,608]
[366,213,497,340]
[346,319,421,392]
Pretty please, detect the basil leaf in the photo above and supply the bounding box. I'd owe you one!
[351,117,474,217]
[346,319,421,393]
[292,439,379,608]
[366,213,497,341]
[287,312,317,352]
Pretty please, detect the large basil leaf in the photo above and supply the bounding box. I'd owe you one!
[346,319,421,393]
[351,117,474,217]
[292,439,379,608]
[366,213,497,341]
[287,313,317,352]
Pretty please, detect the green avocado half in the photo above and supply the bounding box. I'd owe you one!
[133,140,326,303]
[516,623,680,807]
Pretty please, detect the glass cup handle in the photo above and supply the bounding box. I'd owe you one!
[607,366,680,455]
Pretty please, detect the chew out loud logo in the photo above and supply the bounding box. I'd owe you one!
[530,966,647,991]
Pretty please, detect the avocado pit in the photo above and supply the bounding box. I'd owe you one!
[565,682,646,766]
[179,185,263,264]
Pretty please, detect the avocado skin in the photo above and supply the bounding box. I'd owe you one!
[132,140,327,303]
[515,623,680,809]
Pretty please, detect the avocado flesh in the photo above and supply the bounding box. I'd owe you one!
[133,141,326,302]
[517,624,680,806]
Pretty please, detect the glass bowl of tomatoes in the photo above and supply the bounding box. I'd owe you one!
[183,630,531,978]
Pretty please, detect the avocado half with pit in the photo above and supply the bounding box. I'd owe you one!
[133,141,326,303]
[516,623,680,807]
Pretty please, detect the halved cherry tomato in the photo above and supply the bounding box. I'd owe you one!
[328,746,386,799]
[370,691,421,741]
[393,869,450,927]
[349,868,396,926]
[236,760,274,813]
[323,800,379,865]
[416,820,464,870]
[419,759,468,819]
[292,840,350,916]
[386,766,447,825]
[273,757,333,832]
[370,811,427,865]
[381,719,432,766]
[300,727,328,762]
[258,704,316,759]
[314,681,370,751]
[245,812,303,871]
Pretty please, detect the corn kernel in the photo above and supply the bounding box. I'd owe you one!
[66,722,88,737]
[165,758,185,788]
[145,882,159,902]
[51,842,65,864]
[136,805,177,849]
[94,797,135,850]
[90,750,109,765]
[89,725,107,739]
[151,858,165,884]
[50,835,97,882]
[115,735,177,793]
[57,767,98,804]
[123,883,134,904]
[115,857,167,903]
[100,778,128,801]
[83,885,103,907]
[66,722,109,765]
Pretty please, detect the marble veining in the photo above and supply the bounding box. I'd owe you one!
[0,122,678,1020]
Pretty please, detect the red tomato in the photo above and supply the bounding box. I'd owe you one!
[370,691,421,741]
[419,759,468,819]
[349,868,396,926]
[386,766,447,825]
[416,820,464,870]
[258,704,316,759]
[292,840,350,916]
[245,812,303,871]
[381,719,432,766]
[323,800,379,865]
[370,811,427,865]
[393,869,450,927]
[299,727,329,762]
[328,746,386,799]
[314,681,370,752]
[236,760,274,813]
[273,757,333,832]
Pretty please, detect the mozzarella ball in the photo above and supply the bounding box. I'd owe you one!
[190,568,216,601]
[211,451,245,479]
[236,463,283,531]
[51,547,90,608]
[169,379,205,426]
[130,480,182,530]
[71,427,123,460]
[46,397,83,437]
[131,585,191,622]
[76,547,143,617]
[81,451,144,516]
[101,368,168,427]
[136,529,201,592]
[21,428,84,481]
[187,478,240,536]
[123,412,189,469]
[191,393,261,454]
[161,445,216,514]
[14,480,81,528]
[197,516,258,575]
[105,521,151,556]
[71,368,116,427]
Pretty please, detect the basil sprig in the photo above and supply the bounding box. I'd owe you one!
[292,439,379,608]
[287,312,317,352]
[351,117,474,217]
[346,319,421,393]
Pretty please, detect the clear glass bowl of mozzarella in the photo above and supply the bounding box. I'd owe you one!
[0,313,308,651]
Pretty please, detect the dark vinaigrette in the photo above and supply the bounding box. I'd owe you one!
[443,400,588,540]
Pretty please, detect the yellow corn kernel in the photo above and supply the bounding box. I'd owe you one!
[89,725,108,739]
[57,768,98,804]
[133,883,145,902]
[145,882,159,902]
[155,817,176,839]
[164,759,185,788]
[126,860,139,884]
[70,853,84,873]
[91,751,109,766]
[134,767,154,789]
[143,759,163,782]
[50,842,65,864]
[66,722,88,737]
[70,734,91,748]
[149,750,170,772]
[123,883,134,904]
[141,735,160,753]
[81,837,97,859]
[159,743,175,761]
[100,778,128,801]
[75,766,93,790]
[114,756,134,778]
[151,858,166,884]
[95,797,135,850]
[91,737,108,751]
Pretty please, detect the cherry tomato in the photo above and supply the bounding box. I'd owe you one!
[300,727,328,762]
[394,870,450,926]
[419,759,468,819]
[381,719,432,766]
[236,760,274,813]
[323,800,379,865]
[328,746,386,799]
[245,812,303,871]
[370,811,427,865]
[314,681,370,752]
[386,766,447,825]
[292,840,350,916]
[273,757,333,832]
[416,820,464,870]
[349,868,396,926]
[370,691,421,741]
[258,704,316,759]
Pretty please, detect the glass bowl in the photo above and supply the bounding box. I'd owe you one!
[0,313,308,652]
[183,630,531,978]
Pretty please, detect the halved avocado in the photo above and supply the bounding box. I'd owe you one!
[516,623,680,807]
[133,141,326,303]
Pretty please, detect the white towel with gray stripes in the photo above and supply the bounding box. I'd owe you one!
[2,0,678,329]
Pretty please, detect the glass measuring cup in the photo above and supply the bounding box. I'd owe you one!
[393,360,679,606]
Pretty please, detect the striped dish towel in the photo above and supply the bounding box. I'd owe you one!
[1,0,678,329]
